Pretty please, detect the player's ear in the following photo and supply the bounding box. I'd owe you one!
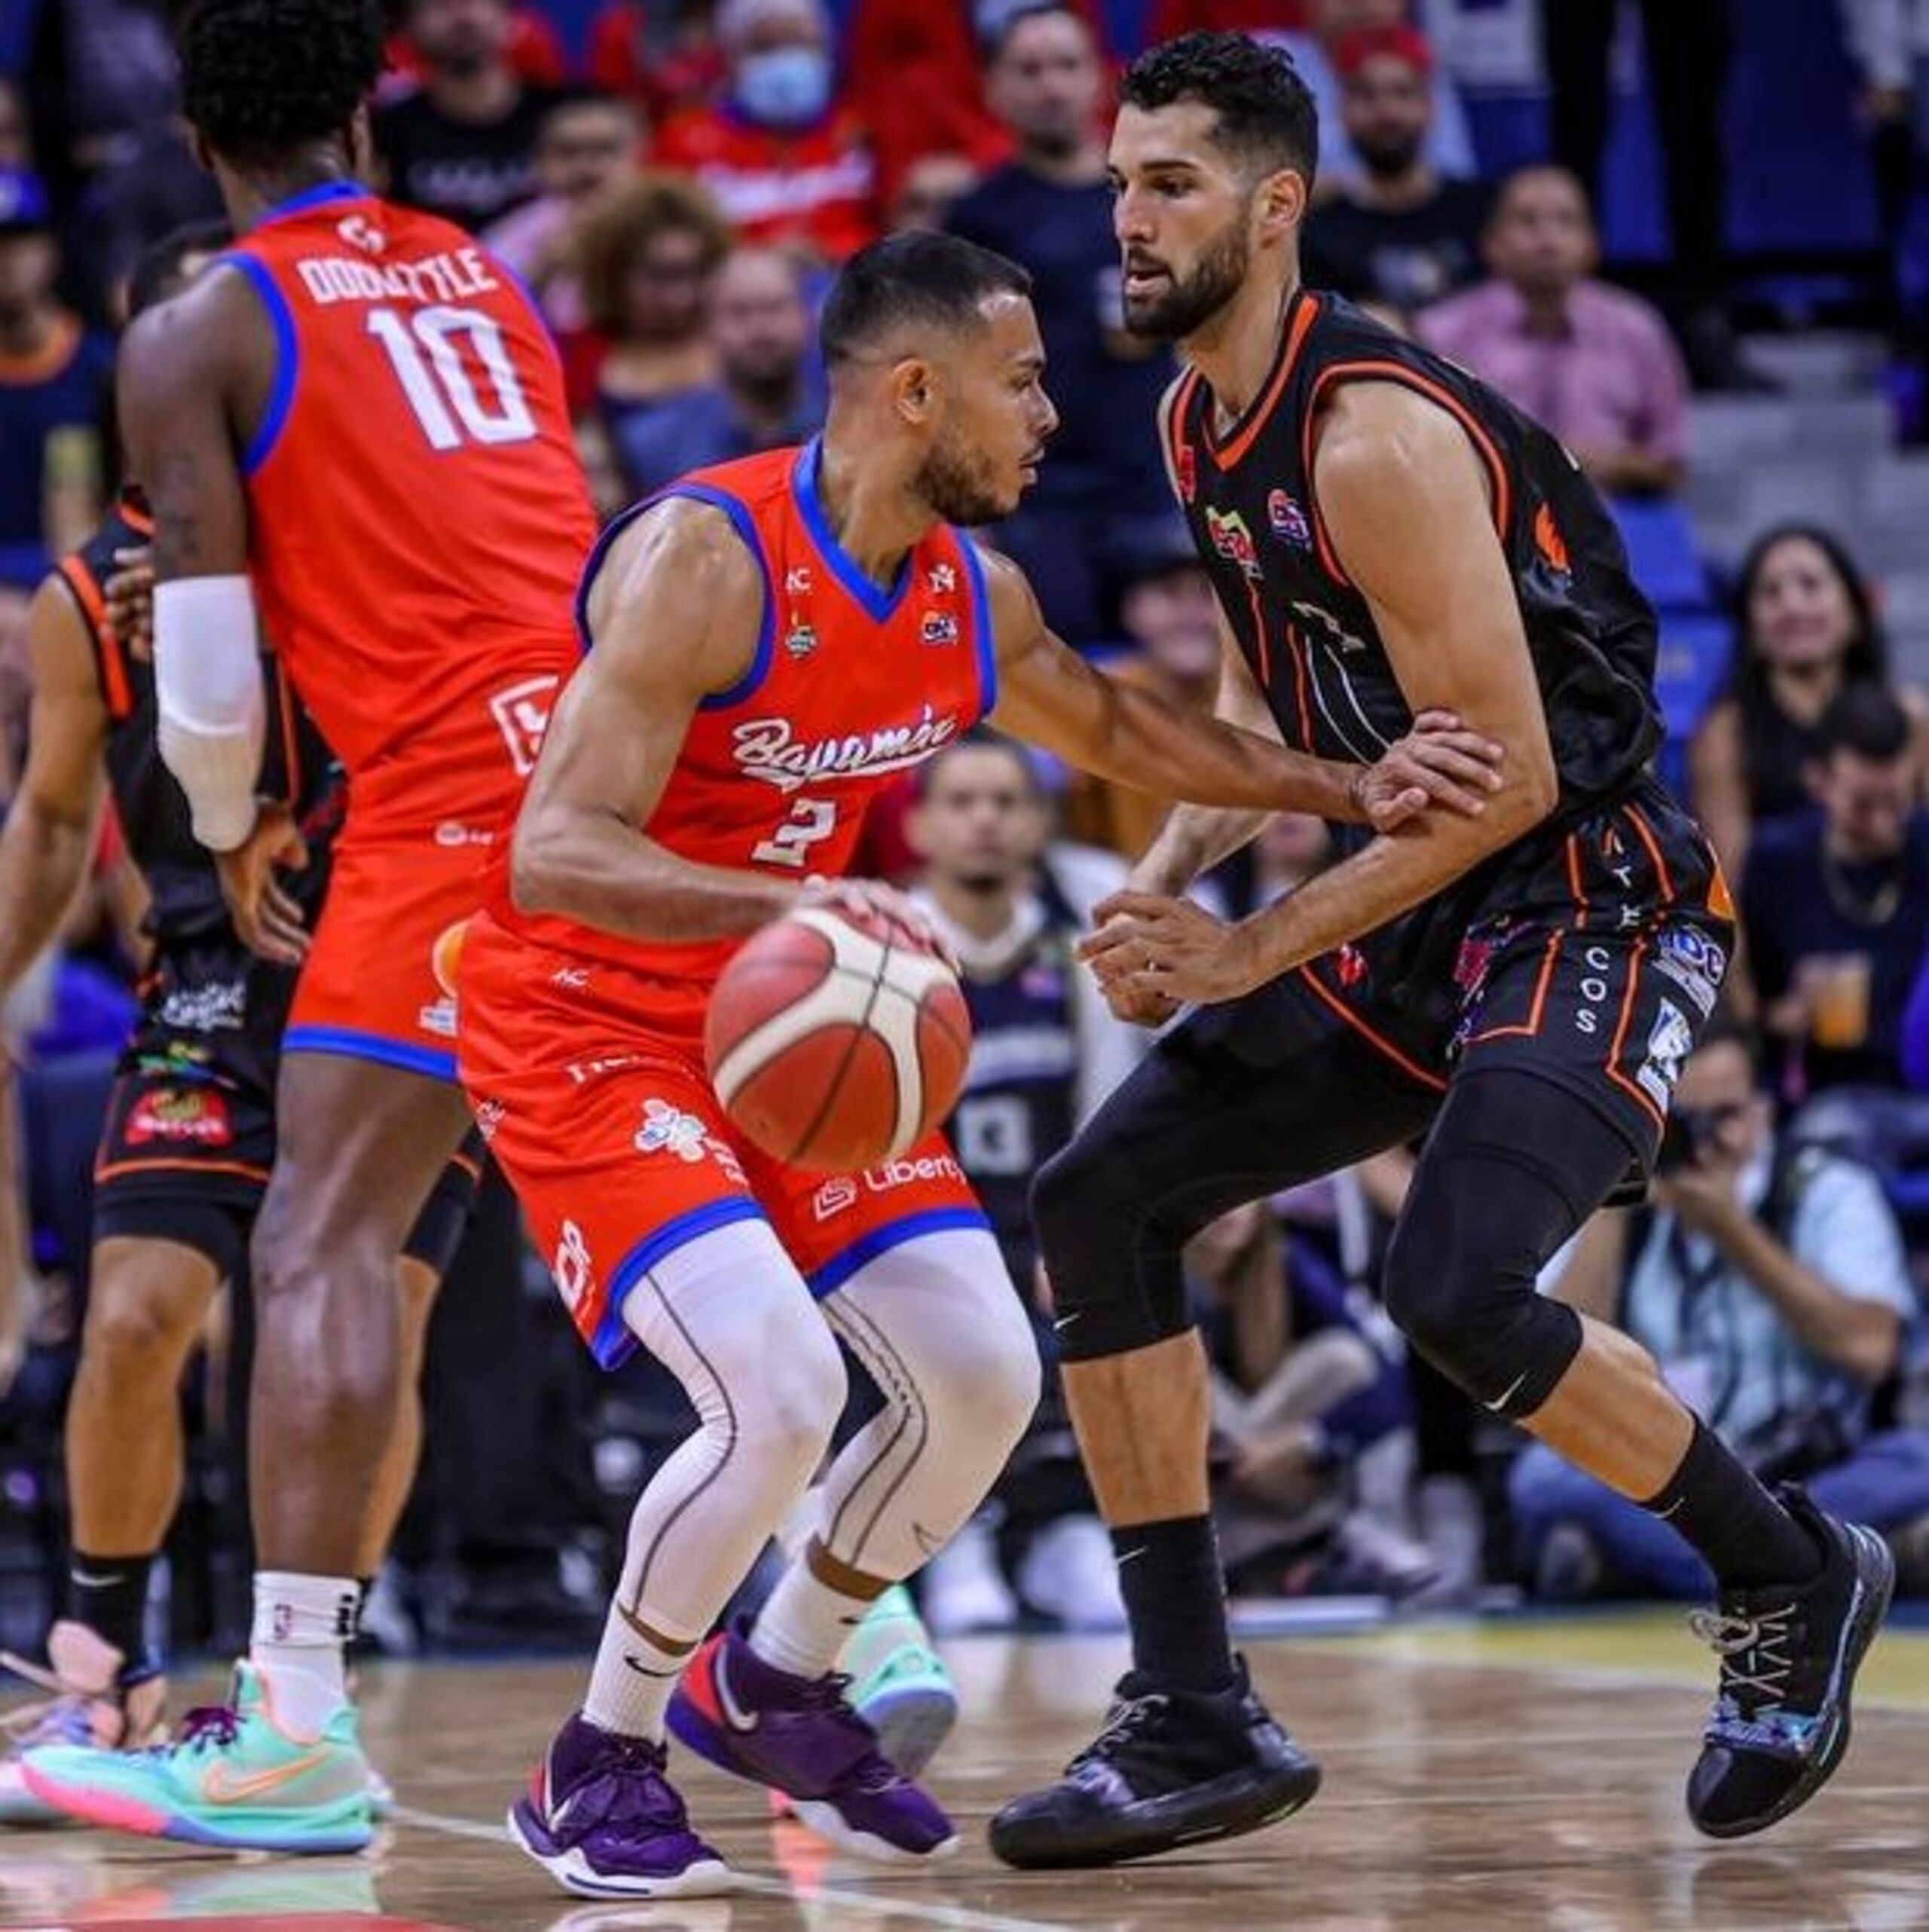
[891,355,939,428]
[1255,164,1305,243]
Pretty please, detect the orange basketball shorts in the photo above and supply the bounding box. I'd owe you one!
[456,909,989,1368]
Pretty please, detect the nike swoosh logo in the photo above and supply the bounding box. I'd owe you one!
[1116,1546,1148,1567]
[622,1652,679,1679]
[201,1747,335,1805]
[912,1521,944,1556]
[714,1655,758,1733]
[1484,1372,1529,1414]
[1053,1312,1083,1333]
[68,1570,127,1589]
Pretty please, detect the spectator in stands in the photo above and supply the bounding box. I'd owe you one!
[946,4,1174,647]
[588,0,729,125]
[1416,167,1689,501]
[888,154,982,236]
[654,0,877,262]
[611,244,821,497]
[846,0,1107,214]
[481,90,640,336]
[1276,1,1478,191]
[84,116,224,324]
[1511,1019,1929,1600]
[0,170,110,601]
[1692,524,1929,885]
[1303,25,1491,318]
[568,170,730,461]
[373,0,558,232]
[1059,527,1221,860]
[905,732,1142,1631]
[1189,1198,1432,1600]
[1539,0,1767,393]
[1743,683,1929,1106]
[384,1,567,93]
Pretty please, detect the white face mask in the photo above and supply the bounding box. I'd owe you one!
[736,45,833,127]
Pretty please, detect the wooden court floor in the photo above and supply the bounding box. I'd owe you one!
[5,1614,1929,1931]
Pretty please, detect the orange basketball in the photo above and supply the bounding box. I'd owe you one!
[705,904,972,1173]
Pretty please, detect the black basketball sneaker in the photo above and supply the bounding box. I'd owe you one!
[989,1657,1320,1869]
[1686,1486,1894,1838]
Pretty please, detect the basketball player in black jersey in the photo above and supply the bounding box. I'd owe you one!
[0,226,479,1815]
[990,33,1894,1868]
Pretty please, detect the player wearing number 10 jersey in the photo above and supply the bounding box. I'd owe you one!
[18,0,595,1857]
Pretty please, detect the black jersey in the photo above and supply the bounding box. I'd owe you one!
[51,490,340,945]
[1169,289,1663,806]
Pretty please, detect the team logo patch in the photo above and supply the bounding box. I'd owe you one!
[1654,928,1728,1019]
[126,1087,234,1148]
[553,1219,594,1314]
[418,921,466,1040]
[1637,1000,1695,1110]
[1533,503,1570,576]
[785,623,817,659]
[784,566,813,595]
[814,1176,858,1221]
[1175,442,1197,504]
[920,612,959,647]
[1205,507,1263,582]
[927,564,956,594]
[634,1099,747,1182]
[156,980,248,1033]
[1267,489,1310,547]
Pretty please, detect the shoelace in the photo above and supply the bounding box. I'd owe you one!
[1070,1691,1169,1775]
[578,1737,695,1833]
[157,1705,243,1759]
[1690,1604,1801,1745]
[785,1671,904,1792]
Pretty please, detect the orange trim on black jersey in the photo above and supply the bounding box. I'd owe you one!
[1295,964,1448,1093]
[1564,831,1588,929]
[1621,800,1677,906]
[1206,291,1321,471]
[1166,365,1202,485]
[54,555,133,720]
[1466,928,1562,1045]
[94,1154,273,1186]
[1301,359,1514,589]
[119,497,154,537]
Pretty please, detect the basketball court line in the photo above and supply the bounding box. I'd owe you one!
[389,1805,1065,1932]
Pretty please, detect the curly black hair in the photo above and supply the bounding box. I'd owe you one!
[1120,31,1318,187]
[179,0,386,168]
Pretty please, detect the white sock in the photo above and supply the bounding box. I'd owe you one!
[250,1571,358,1741]
[749,1555,876,1680]
[583,1603,689,1742]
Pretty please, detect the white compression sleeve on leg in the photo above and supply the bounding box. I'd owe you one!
[154,575,265,852]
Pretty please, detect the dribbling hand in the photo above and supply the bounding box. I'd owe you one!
[216,801,310,966]
[801,875,956,971]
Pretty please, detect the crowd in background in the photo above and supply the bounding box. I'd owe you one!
[6,0,1929,1654]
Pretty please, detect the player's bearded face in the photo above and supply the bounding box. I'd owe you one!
[915,422,1015,525]
[1123,202,1250,341]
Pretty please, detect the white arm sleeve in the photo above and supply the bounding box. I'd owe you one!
[154,575,266,854]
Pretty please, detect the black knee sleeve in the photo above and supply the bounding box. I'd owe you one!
[1382,1072,1637,1420]
[1031,1137,1194,1364]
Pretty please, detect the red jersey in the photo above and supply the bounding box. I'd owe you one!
[497,438,998,1028]
[223,182,595,823]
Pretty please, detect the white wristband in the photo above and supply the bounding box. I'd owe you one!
[154,576,265,854]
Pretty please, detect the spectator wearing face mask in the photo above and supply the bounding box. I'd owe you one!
[654,0,878,262]
[1303,26,1490,318]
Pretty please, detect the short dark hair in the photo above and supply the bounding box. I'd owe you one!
[179,0,386,170]
[915,726,1043,799]
[1693,1010,1761,1073]
[981,2,1090,66]
[127,219,232,318]
[1119,30,1319,185]
[1820,679,1913,764]
[820,231,1033,369]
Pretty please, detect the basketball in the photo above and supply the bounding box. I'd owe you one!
[705,903,972,1172]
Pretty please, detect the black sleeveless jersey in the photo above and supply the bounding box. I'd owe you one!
[1169,289,1664,809]
[51,491,341,946]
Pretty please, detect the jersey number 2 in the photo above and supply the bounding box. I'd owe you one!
[368,306,537,451]
[753,798,838,869]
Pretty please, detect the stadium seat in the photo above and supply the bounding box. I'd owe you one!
[1609,495,1709,610]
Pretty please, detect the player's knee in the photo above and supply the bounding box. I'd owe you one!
[1030,1134,1121,1272]
[740,1316,846,1478]
[83,1266,206,1372]
[925,1285,1041,1457]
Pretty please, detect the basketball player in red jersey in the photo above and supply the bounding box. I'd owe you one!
[457,227,1505,1897]
[20,0,595,1854]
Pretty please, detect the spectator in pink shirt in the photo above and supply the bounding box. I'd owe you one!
[1415,166,1689,499]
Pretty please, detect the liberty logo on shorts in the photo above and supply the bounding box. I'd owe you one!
[554,1220,594,1313]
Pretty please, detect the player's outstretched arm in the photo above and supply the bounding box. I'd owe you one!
[0,576,111,1004]
[1084,382,1560,1007]
[984,550,1502,824]
[118,273,266,855]
[511,500,810,942]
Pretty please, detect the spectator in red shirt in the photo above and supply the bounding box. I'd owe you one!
[384,2,567,92]
[653,0,877,261]
[587,0,731,124]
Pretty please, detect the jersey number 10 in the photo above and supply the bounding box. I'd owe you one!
[367,305,538,451]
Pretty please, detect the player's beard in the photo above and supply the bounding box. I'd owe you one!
[915,429,1014,527]
[1123,212,1250,343]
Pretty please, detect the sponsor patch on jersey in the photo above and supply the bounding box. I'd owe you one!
[1654,927,1727,1018]
[785,623,817,659]
[1267,489,1310,548]
[1637,999,1695,1110]
[1205,506,1263,582]
[634,1098,747,1182]
[155,980,249,1034]
[126,1087,234,1148]
[1175,441,1197,504]
[814,1176,858,1221]
[920,612,959,647]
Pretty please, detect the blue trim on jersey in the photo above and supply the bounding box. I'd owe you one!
[573,486,776,711]
[960,536,998,720]
[592,1195,768,1366]
[255,179,371,228]
[225,255,299,476]
[281,1026,457,1082]
[792,438,910,623]
[808,1206,992,1301]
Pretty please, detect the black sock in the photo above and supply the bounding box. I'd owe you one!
[66,1551,154,1676]
[1642,1420,1823,1591]
[1111,1516,1236,1693]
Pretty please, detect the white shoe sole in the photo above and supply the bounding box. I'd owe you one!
[787,1799,959,1864]
[505,1804,737,1899]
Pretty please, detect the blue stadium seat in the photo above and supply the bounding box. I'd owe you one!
[1609,495,1708,611]
[1650,609,1731,801]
